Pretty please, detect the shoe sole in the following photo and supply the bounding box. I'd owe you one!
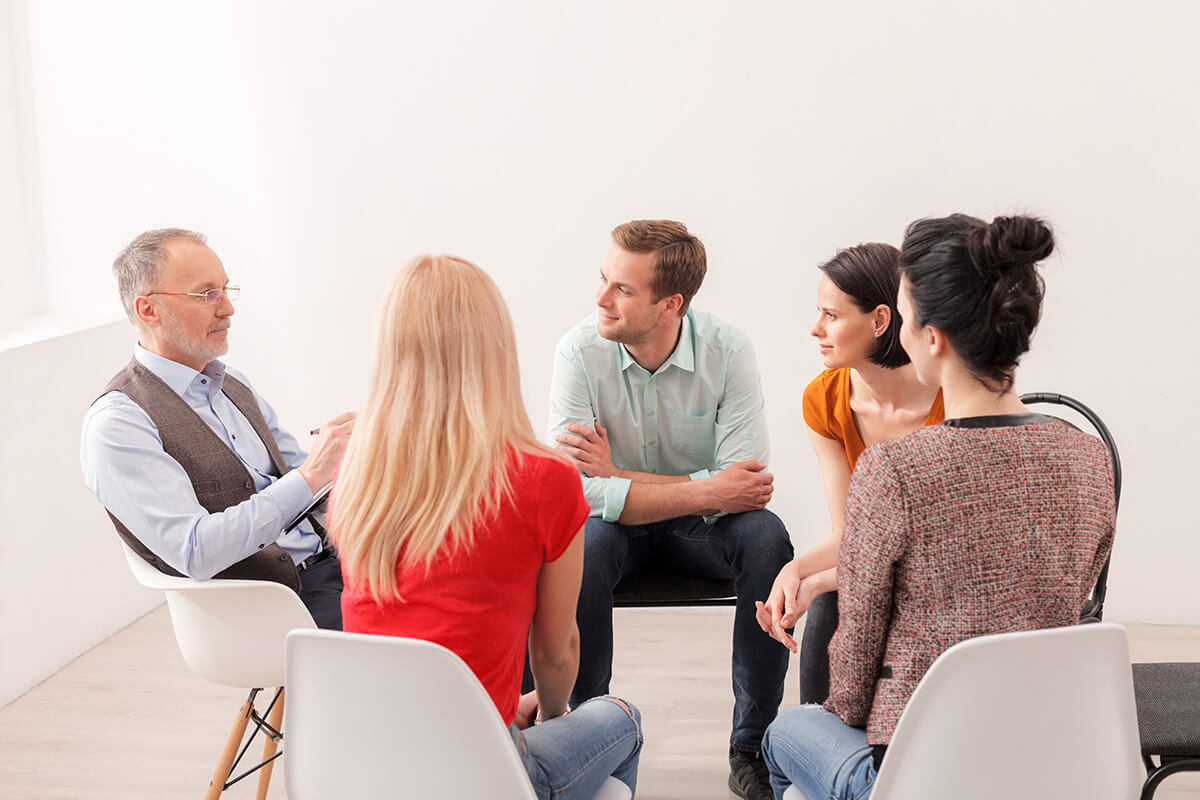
[728,769,771,800]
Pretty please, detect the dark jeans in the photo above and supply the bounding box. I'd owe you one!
[299,552,343,630]
[799,590,838,704]
[574,510,793,751]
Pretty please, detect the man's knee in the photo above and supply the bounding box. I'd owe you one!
[583,518,629,566]
[723,510,793,563]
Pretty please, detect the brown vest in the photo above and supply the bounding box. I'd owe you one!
[98,358,301,592]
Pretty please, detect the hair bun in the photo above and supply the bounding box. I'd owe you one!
[966,215,1055,277]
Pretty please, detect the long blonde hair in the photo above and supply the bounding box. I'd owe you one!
[331,255,553,601]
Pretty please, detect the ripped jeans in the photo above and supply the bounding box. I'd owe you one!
[761,704,877,800]
[509,696,643,800]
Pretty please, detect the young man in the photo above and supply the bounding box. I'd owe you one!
[549,219,793,800]
[81,228,353,628]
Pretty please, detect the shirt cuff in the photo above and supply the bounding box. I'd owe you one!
[601,476,633,523]
[262,469,316,528]
[689,469,712,481]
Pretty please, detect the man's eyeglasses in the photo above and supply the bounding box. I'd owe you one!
[145,286,240,304]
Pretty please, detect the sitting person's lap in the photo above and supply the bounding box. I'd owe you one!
[762,705,877,800]
[583,509,791,582]
[511,696,643,800]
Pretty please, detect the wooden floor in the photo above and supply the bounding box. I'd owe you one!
[1,607,1198,799]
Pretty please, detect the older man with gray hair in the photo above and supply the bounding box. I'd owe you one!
[81,228,353,628]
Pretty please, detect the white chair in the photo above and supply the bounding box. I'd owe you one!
[781,623,1143,800]
[122,542,316,800]
[285,629,632,800]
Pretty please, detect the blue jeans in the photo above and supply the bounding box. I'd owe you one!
[574,510,793,751]
[761,705,877,800]
[510,696,643,800]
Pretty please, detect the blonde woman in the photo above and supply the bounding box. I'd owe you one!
[331,256,642,800]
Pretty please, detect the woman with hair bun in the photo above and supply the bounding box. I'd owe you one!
[760,215,1115,800]
[756,243,943,705]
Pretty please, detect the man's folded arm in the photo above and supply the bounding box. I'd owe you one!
[82,393,314,579]
[611,480,720,525]
[548,343,724,524]
[548,344,624,520]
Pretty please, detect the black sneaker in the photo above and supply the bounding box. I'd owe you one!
[728,748,773,800]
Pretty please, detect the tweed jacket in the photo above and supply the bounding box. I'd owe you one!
[825,414,1115,745]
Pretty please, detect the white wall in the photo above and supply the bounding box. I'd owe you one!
[0,0,44,333]
[3,0,1198,705]
[0,322,161,708]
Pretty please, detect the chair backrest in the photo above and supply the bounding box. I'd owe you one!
[1019,392,1121,623]
[869,623,1143,800]
[284,629,538,799]
[122,542,315,687]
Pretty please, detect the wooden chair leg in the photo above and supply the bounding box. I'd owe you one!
[255,688,285,800]
[206,698,254,800]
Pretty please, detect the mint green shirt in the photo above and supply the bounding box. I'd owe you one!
[548,308,770,522]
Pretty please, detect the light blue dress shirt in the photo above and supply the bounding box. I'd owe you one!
[81,345,320,579]
[548,309,770,522]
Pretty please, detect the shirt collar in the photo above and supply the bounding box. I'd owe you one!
[618,310,696,375]
[665,310,696,373]
[614,311,700,376]
[134,343,227,397]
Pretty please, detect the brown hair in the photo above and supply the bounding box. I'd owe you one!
[611,219,706,313]
[819,243,909,369]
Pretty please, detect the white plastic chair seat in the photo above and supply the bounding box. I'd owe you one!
[777,624,1143,800]
[285,629,631,800]
[122,542,315,687]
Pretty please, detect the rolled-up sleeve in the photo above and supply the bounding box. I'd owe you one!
[600,475,632,522]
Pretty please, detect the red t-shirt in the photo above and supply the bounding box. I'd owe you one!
[340,449,589,725]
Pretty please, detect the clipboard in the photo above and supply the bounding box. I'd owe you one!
[284,481,332,533]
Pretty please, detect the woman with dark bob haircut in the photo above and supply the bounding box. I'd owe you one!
[760,214,1115,799]
[755,243,943,705]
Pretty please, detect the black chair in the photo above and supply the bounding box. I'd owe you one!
[1020,392,1121,624]
[1021,393,1200,799]
[612,567,735,608]
[1131,662,1200,799]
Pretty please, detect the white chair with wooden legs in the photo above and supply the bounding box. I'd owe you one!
[285,629,633,800]
[781,623,1143,799]
[122,543,316,799]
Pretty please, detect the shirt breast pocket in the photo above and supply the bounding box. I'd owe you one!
[662,406,717,468]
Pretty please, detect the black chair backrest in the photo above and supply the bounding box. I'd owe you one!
[1019,392,1121,623]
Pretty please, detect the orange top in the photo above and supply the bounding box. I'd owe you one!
[802,368,945,470]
